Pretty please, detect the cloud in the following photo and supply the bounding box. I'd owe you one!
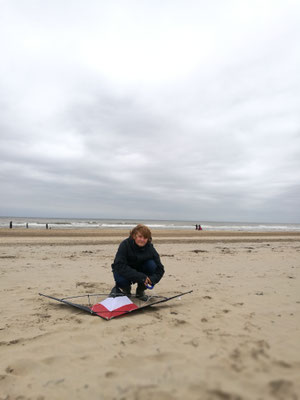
[0,0,300,222]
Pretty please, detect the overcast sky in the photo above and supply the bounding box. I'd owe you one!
[1,0,300,222]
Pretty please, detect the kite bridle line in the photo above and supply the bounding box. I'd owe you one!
[62,293,189,311]
[60,292,169,301]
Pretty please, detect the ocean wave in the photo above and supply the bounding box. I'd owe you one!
[1,218,299,232]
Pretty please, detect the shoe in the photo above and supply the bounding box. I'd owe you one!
[109,286,122,298]
[136,283,148,301]
[121,286,132,298]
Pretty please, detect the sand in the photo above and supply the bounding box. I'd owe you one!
[0,229,299,400]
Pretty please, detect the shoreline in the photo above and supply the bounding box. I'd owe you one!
[1,227,300,236]
[1,228,300,246]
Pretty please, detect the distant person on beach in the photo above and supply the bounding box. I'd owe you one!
[198,224,202,230]
[195,224,198,230]
[111,224,165,301]
[9,221,12,229]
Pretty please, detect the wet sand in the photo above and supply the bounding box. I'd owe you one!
[0,229,299,399]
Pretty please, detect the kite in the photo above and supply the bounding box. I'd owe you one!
[39,290,192,320]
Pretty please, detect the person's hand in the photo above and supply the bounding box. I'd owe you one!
[144,276,152,286]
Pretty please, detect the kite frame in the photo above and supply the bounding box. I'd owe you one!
[39,290,193,320]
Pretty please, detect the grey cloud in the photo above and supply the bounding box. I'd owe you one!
[1,1,300,222]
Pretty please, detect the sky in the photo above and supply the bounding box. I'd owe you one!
[1,0,300,223]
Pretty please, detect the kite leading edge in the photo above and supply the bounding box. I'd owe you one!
[39,290,193,320]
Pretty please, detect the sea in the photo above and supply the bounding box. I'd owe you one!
[0,216,300,232]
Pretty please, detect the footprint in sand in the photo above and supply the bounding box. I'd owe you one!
[184,338,199,347]
[5,366,14,374]
[208,389,243,400]
[269,379,297,400]
[0,255,17,259]
[76,281,97,289]
[5,359,41,376]
[105,371,116,378]
[173,318,187,326]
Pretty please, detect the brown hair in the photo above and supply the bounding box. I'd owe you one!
[130,224,152,242]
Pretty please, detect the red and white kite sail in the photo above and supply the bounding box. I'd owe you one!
[91,296,138,320]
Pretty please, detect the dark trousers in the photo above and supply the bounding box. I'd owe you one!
[113,259,157,289]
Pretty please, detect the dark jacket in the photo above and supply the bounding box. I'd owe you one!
[111,237,164,284]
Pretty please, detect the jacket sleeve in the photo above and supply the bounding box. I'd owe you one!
[149,245,165,285]
[112,240,147,284]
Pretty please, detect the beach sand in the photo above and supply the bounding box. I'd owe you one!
[0,229,299,400]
